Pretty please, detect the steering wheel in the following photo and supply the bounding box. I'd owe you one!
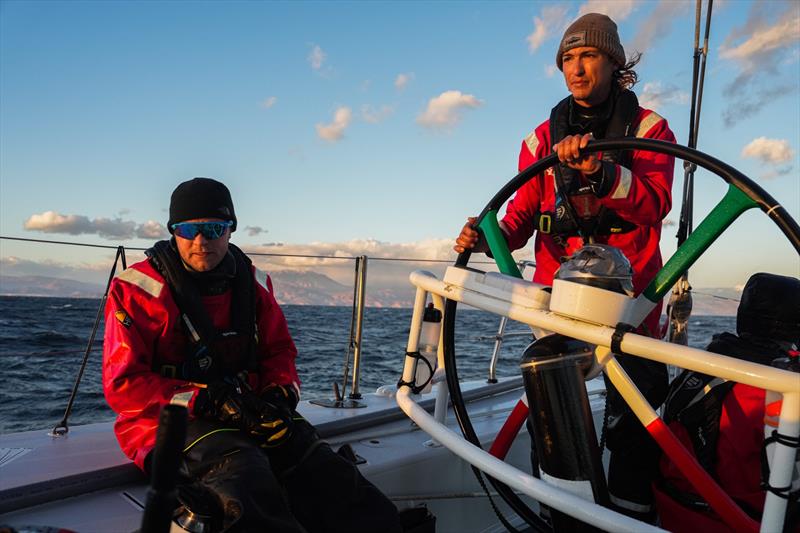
[442,138,800,529]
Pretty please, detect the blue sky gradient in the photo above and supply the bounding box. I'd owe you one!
[1,0,798,290]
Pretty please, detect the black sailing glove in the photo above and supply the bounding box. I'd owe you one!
[260,384,299,411]
[257,388,320,472]
[245,385,299,448]
[194,380,280,440]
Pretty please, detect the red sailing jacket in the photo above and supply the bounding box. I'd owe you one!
[502,108,676,335]
[102,258,300,470]
[657,383,768,532]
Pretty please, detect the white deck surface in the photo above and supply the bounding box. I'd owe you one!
[3,377,599,532]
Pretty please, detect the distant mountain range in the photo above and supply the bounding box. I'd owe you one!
[0,272,741,314]
[0,275,105,299]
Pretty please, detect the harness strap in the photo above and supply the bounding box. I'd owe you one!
[546,88,640,244]
[146,240,257,382]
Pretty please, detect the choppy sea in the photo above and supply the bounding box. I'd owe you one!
[0,295,735,434]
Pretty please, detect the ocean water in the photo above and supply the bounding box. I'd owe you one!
[0,295,735,434]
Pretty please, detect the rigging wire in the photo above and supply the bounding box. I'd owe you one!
[0,235,501,264]
[667,0,713,347]
[50,245,127,437]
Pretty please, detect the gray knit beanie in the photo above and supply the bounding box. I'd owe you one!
[556,13,626,70]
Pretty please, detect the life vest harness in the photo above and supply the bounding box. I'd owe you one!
[146,240,258,383]
[661,333,800,525]
[539,88,640,246]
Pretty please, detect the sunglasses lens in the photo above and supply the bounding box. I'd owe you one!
[172,222,230,240]
[203,223,225,239]
[173,223,199,239]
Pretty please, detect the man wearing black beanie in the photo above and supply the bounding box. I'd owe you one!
[455,12,677,523]
[103,177,400,532]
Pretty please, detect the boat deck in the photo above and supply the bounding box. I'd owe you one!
[2,377,599,532]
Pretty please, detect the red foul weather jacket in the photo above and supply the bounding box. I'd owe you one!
[102,258,299,470]
[502,108,676,335]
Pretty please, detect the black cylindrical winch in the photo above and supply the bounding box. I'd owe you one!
[521,333,609,532]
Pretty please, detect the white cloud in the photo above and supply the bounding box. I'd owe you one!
[395,72,414,91]
[361,104,394,124]
[718,5,800,121]
[544,64,559,78]
[246,238,532,291]
[416,90,483,129]
[260,96,277,109]
[308,44,326,71]
[23,211,167,240]
[136,220,169,239]
[244,226,267,237]
[527,5,570,53]
[25,211,93,234]
[741,137,795,164]
[629,0,688,55]
[720,12,800,68]
[578,0,637,21]
[638,82,690,111]
[316,106,352,142]
[722,84,797,128]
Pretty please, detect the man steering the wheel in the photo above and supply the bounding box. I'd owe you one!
[455,13,676,522]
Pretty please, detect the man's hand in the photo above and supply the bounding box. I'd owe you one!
[454,217,488,254]
[553,133,601,175]
[194,380,292,445]
[260,384,299,410]
[194,380,257,428]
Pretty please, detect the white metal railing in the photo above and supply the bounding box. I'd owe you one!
[400,268,799,533]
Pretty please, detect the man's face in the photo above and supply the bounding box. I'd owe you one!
[174,218,231,272]
[561,46,616,107]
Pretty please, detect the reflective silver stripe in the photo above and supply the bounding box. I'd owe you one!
[116,268,163,298]
[611,166,632,200]
[170,390,195,407]
[609,493,653,513]
[524,130,540,156]
[634,111,664,138]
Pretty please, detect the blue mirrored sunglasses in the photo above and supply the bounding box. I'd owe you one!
[171,221,233,240]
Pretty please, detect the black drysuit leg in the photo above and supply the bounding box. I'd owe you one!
[269,420,402,533]
[179,420,305,533]
[602,354,669,519]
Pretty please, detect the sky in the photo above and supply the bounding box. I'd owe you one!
[1,0,799,293]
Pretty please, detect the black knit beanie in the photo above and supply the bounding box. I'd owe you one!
[556,13,626,71]
[167,177,237,233]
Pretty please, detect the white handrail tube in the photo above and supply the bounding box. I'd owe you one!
[430,293,449,425]
[409,270,799,394]
[396,386,665,533]
[762,392,800,533]
[408,268,800,532]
